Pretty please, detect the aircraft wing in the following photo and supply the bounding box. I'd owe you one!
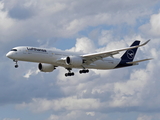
[81,40,150,64]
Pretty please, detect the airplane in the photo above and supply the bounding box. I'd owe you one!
[6,40,152,77]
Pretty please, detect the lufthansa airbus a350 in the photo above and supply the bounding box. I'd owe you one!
[6,40,152,77]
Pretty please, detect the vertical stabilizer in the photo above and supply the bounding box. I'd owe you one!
[121,40,140,62]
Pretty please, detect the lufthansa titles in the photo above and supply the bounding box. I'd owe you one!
[27,47,47,52]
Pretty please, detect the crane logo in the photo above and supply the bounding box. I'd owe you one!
[127,50,135,59]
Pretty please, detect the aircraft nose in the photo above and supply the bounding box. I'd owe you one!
[6,52,13,58]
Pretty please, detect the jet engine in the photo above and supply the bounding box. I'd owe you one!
[65,56,83,66]
[38,63,55,72]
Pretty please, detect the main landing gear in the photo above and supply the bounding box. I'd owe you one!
[65,68,74,77]
[13,60,18,68]
[79,69,89,74]
[65,68,90,77]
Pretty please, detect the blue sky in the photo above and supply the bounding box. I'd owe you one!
[1,0,160,120]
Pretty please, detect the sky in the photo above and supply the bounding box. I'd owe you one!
[1,0,160,120]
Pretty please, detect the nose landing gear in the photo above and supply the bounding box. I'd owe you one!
[13,60,18,68]
[15,64,18,68]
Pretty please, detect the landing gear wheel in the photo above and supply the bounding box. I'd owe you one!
[65,72,74,77]
[65,73,68,77]
[72,72,74,76]
[86,69,89,73]
[79,69,89,74]
[15,65,18,68]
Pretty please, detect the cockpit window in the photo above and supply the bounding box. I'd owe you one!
[10,49,17,51]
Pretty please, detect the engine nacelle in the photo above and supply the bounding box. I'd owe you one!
[38,63,55,72]
[65,56,83,66]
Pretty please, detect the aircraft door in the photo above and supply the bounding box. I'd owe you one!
[23,47,30,54]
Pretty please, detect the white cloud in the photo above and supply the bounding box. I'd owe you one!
[137,114,152,120]
[23,68,39,78]
[16,96,100,113]
[98,30,116,46]
[1,0,160,120]
[149,13,160,36]
[0,2,14,29]
[47,114,59,120]
[0,2,15,42]
[68,37,96,53]
[86,112,95,116]
[0,0,157,44]
[140,12,160,37]
[110,69,149,107]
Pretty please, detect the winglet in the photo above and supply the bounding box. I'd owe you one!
[140,39,150,46]
[122,39,150,50]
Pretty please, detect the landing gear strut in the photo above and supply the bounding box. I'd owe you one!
[13,60,18,68]
[65,68,74,77]
[79,69,89,74]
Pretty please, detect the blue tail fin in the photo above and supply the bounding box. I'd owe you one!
[121,40,140,62]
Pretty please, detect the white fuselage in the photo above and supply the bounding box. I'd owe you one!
[6,46,121,70]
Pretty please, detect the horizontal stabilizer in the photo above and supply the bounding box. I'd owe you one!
[127,58,153,64]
